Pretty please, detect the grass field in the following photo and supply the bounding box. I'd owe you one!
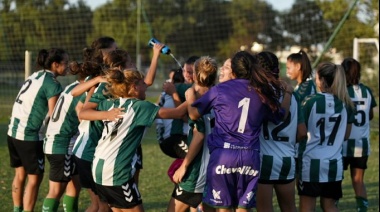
[0,95,378,211]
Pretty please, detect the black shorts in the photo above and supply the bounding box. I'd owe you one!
[159,134,188,159]
[96,178,142,209]
[297,180,342,200]
[171,184,202,208]
[74,156,97,193]
[343,156,368,170]
[259,178,294,185]
[136,144,143,170]
[46,154,78,182]
[7,135,44,174]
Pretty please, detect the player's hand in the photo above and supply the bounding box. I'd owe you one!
[153,43,165,56]
[106,107,125,122]
[172,164,187,184]
[163,81,176,95]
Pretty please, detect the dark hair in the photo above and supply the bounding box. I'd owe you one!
[37,48,67,69]
[172,68,185,83]
[256,51,280,79]
[79,47,104,77]
[69,61,88,81]
[231,51,282,112]
[104,49,133,70]
[287,50,312,81]
[341,58,361,86]
[185,56,200,65]
[78,36,116,76]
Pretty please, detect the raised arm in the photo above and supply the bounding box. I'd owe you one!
[145,43,164,86]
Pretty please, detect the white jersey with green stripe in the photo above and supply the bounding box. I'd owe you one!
[299,93,352,183]
[92,97,160,186]
[259,94,299,181]
[43,81,81,155]
[343,84,377,157]
[8,70,63,141]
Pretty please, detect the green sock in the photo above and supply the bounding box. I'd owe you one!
[63,194,78,212]
[13,206,23,212]
[42,198,60,212]
[356,196,368,212]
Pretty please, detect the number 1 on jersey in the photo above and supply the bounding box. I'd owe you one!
[238,97,250,133]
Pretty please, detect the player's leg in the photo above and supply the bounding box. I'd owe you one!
[63,175,81,212]
[8,135,27,211]
[274,180,297,212]
[256,183,274,212]
[12,167,26,211]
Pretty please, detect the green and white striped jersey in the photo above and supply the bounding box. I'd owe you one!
[92,98,159,186]
[8,70,63,141]
[179,111,214,193]
[343,84,377,157]
[259,94,300,181]
[299,93,354,182]
[72,82,108,161]
[43,81,81,154]
[295,79,316,103]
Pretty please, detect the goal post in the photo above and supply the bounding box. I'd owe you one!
[353,38,379,60]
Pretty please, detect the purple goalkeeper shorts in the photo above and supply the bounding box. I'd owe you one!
[202,147,260,209]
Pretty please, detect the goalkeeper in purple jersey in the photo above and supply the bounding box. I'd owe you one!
[187,51,286,211]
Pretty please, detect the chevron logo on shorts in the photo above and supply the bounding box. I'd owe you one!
[38,158,44,170]
[176,186,183,196]
[178,141,188,153]
[122,184,133,202]
[64,154,71,177]
[298,180,304,191]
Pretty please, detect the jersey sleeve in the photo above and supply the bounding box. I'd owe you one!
[90,83,109,104]
[134,101,160,127]
[366,85,377,108]
[191,86,218,116]
[193,117,206,134]
[44,75,63,100]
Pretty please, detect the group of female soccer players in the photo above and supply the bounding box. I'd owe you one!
[7,35,376,212]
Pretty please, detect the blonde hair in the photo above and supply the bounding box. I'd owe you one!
[194,56,217,87]
[106,68,145,98]
[317,62,354,108]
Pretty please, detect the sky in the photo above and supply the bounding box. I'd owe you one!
[69,0,295,11]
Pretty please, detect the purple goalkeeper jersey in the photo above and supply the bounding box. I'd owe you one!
[192,79,281,151]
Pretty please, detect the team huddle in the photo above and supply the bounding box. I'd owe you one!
[7,36,377,212]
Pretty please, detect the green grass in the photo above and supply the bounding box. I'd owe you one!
[0,95,378,211]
